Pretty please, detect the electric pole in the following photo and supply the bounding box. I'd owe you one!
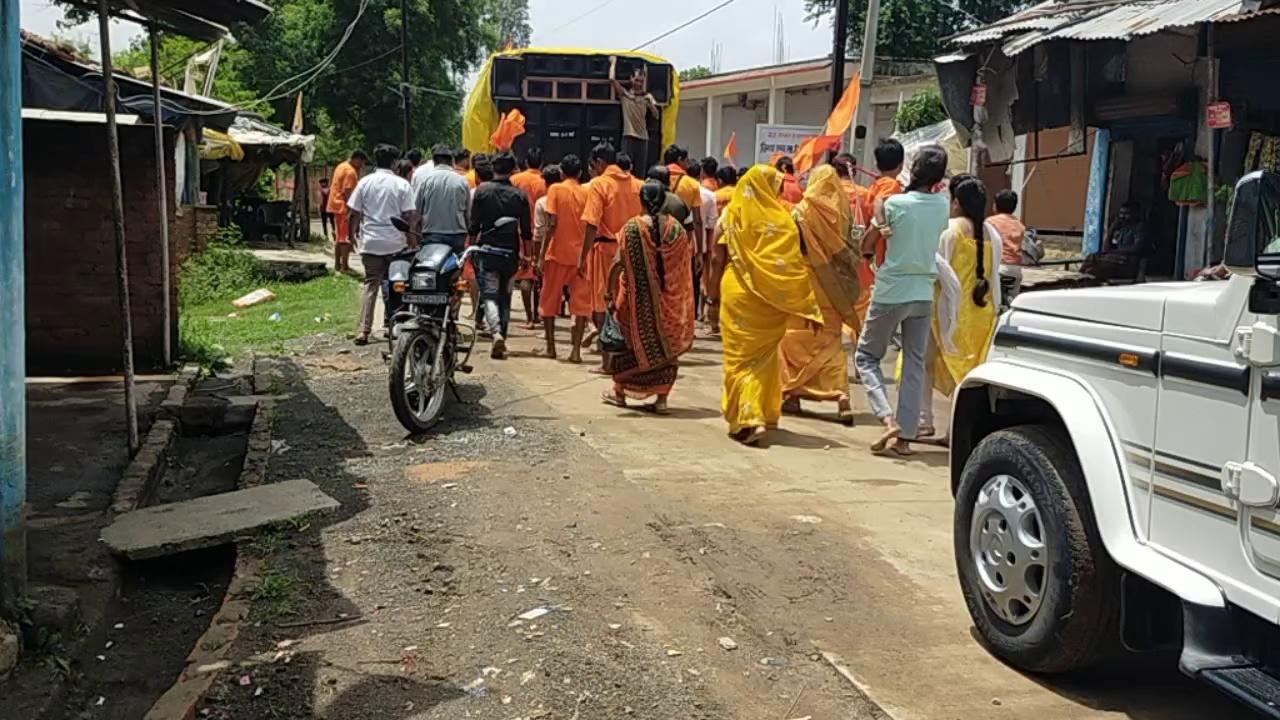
[830,0,850,112]
[855,0,882,169]
[400,0,412,150]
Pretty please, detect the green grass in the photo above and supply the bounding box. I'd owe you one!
[248,565,300,621]
[181,274,360,364]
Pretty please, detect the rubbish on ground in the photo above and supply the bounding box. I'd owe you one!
[608,623,622,631]
[270,439,291,455]
[435,622,451,628]
[520,669,536,685]
[790,515,822,524]
[96,697,105,707]
[503,426,518,437]
[104,641,114,650]
[718,637,738,651]
[227,312,239,318]
[254,686,264,697]
[517,606,552,621]
[96,654,105,661]
[482,666,502,678]
[268,312,283,322]
[441,483,458,490]
[233,288,276,309]
[687,668,701,676]
[666,649,683,657]
[462,677,488,697]
[502,696,512,705]
[113,623,124,629]
[760,656,786,667]
[239,675,252,686]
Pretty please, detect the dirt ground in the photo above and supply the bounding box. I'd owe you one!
[196,325,1240,720]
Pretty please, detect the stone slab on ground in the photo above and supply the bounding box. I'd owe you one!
[100,480,339,561]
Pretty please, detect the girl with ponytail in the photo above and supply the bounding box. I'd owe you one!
[916,174,1002,439]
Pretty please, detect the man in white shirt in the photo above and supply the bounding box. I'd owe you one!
[347,143,418,345]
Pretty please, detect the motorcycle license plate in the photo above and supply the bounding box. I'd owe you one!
[403,293,449,305]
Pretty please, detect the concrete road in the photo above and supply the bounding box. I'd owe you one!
[489,322,1238,720]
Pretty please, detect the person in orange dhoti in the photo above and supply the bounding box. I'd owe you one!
[580,142,643,355]
[328,150,367,273]
[600,180,695,414]
[512,148,550,329]
[779,165,863,425]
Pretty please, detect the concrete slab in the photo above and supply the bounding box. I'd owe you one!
[101,480,339,561]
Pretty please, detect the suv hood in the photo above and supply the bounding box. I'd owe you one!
[1011,282,1191,332]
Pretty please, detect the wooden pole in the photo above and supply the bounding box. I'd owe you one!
[148,26,172,368]
[98,0,140,454]
[830,0,849,111]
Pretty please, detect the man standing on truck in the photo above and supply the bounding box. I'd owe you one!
[611,57,659,171]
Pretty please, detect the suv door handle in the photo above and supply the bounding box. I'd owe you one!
[1222,462,1280,508]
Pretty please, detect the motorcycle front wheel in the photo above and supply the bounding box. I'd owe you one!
[389,329,450,434]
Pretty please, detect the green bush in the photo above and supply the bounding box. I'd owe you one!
[896,88,948,133]
[179,227,263,306]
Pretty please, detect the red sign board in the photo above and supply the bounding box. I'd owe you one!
[971,84,988,108]
[1207,101,1233,130]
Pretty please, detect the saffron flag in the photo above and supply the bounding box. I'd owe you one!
[824,73,862,138]
[490,108,527,151]
[723,132,738,165]
[793,135,843,176]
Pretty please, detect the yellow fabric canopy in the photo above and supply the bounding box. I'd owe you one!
[463,47,680,154]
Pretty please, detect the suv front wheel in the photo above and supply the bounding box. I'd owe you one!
[955,425,1121,673]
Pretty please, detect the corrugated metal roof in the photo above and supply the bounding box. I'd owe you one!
[952,0,1275,56]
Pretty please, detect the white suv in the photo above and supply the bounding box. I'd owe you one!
[950,172,1280,717]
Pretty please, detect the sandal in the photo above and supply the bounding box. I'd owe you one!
[354,333,370,347]
[870,425,901,453]
[734,426,767,446]
[917,425,937,439]
[649,398,671,416]
[601,391,627,408]
[781,397,802,415]
[838,400,855,427]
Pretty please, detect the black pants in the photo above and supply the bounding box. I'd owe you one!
[622,136,649,171]
[691,251,702,318]
[475,252,518,338]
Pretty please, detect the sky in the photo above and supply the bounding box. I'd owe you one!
[21,0,834,74]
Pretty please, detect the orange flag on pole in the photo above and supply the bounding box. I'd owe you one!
[824,72,862,137]
[793,135,843,176]
[490,109,527,151]
[723,132,738,165]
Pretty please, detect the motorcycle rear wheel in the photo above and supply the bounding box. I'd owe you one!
[390,329,450,433]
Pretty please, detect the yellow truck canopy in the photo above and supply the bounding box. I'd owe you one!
[463,47,680,154]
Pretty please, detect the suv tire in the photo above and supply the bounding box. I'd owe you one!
[955,425,1121,673]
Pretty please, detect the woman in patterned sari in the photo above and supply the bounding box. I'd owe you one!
[715,164,822,446]
[601,180,696,414]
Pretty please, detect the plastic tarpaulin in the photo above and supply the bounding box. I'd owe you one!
[894,120,970,179]
[463,47,680,154]
[200,128,245,161]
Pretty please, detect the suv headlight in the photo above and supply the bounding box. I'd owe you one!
[410,272,436,290]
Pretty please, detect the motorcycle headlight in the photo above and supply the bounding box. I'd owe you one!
[410,272,436,290]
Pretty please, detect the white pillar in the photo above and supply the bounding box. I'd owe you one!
[705,95,722,158]
[767,80,786,125]
[1011,135,1027,221]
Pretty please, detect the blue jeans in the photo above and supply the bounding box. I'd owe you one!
[424,232,466,256]
[854,300,933,441]
[475,251,517,339]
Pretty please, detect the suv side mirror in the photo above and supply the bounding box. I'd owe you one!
[1229,172,1280,314]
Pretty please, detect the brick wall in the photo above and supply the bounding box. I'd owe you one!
[24,120,178,375]
[172,204,219,265]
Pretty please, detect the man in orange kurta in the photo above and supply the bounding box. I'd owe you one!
[511,148,549,319]
[541,153,591,362]
[327,150,367,273]
[776,156,804,205]
[580,143,643,338]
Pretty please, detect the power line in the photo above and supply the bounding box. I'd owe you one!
[630,0,739,51]
[549,0,627,34]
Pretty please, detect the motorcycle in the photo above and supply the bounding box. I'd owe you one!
[385,217,477,433]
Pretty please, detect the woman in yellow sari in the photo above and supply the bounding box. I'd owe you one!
[715,165,822,446]
[918,174,1001,439]
[779,165,861,424]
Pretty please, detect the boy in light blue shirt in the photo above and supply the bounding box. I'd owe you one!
[856,145,950,455]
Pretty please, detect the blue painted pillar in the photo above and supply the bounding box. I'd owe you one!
[0,0,26,611]
[1082,128,1111,255]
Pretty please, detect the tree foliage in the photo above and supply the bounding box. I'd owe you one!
[803,0,1028,60]
[895,88,947,132]
[69,0,530,154]
[680,65,713,82]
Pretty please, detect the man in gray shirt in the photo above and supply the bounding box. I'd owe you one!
[414,144,471,254]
